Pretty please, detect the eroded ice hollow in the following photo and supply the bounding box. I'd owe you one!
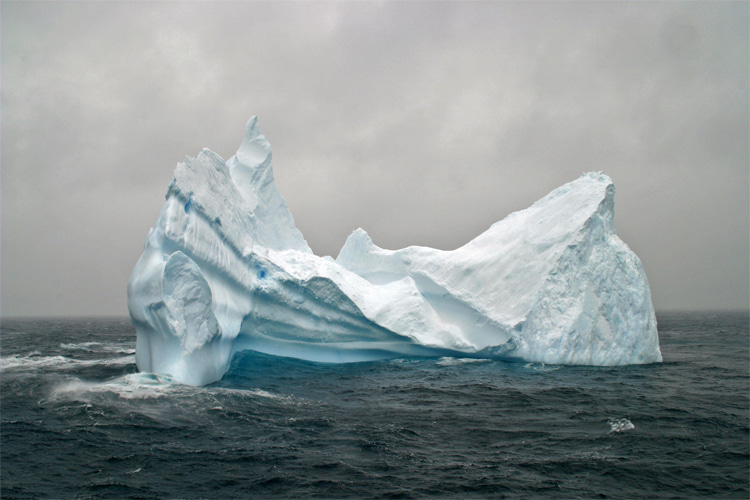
[128,117,662,386]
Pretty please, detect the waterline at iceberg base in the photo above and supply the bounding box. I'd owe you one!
[128,117,662,386]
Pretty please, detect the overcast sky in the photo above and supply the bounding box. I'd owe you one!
[2,1,748,317]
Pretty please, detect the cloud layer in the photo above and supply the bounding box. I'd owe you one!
[2,1,748,315]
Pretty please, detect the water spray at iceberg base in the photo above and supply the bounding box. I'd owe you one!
[128,117,662,386]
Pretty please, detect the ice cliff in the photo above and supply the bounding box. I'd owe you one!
[128,117,662,386]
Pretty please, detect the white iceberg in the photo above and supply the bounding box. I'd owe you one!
[128,117,662,386]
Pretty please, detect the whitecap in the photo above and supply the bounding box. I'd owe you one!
[436,357,490,367]
[0,354,135,372]
[97,355,137,367]
[524,362,561,372]
[49,372,179,401]
[99,343,136,354]
[60,342,102,351]
[246,388,285,399]
[60,342,135,355]
[211,386,290,401]
[1,354,76,371]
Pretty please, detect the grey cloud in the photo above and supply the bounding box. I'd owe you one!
[1,1,747,316]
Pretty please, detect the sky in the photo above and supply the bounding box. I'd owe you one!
[1,1,748,317]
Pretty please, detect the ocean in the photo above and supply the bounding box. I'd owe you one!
[1,312,748,499]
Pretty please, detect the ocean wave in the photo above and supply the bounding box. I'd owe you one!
[47,372,290,404]
[524,362,562,372]
[213,387,291,401]
[436,357,491,367]
[49,372,179,401]
[60,342,135,354]
[0,354,135,372]
[59,341,102,351]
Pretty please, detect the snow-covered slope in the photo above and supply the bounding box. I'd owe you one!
[128,117,662,386]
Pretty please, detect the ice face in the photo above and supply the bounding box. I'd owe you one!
[128,117,662,386]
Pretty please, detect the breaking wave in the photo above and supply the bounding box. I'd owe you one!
[0,354,135,372]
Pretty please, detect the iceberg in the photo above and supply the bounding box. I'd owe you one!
[128,116,662,386]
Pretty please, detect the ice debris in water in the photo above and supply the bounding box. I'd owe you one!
[128,116,662,386]
[608,417,635,433]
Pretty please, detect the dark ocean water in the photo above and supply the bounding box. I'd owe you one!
[1,312,748,499]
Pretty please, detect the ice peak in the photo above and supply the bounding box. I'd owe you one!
[348,227,374,247]
[573,172,616,231]
[235,115,272,169]
[337,227,377,264]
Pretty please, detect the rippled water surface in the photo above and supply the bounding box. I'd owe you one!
[2,313,748,498]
